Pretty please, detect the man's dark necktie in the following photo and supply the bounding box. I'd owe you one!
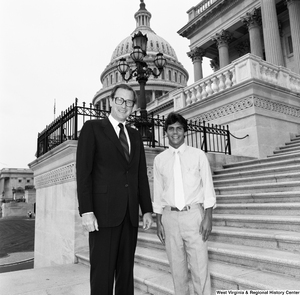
[118,123,130,162]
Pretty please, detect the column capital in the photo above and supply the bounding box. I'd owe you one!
[241,8,262,29]
[187,47,206,62]
[212,30,233,47]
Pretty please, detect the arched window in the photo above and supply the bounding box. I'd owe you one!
[168,70,172,81]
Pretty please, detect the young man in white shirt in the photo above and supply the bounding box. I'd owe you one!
[153,112,216,295]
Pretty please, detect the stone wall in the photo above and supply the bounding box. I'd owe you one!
[29,140,88,268]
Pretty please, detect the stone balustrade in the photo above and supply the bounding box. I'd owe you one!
[187,0,219,21]
[173,54,300,112]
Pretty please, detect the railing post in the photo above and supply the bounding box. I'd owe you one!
[203,121,208,153]
[226,125,231,155]
[151,113,155,148]
[74,98,78,140]
[60,112,64,144]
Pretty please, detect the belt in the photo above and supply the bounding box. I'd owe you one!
[170,205,191,211]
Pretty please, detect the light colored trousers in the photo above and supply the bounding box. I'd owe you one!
[162,204,211,295]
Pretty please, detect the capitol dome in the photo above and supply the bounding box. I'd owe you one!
[92,0,189,114]
[111,29,178,63]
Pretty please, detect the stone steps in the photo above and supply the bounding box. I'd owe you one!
[273,148,300,156]
[214,202,300,216]
[76,225,300,293]
[214,158,300,175]
[213,164,300,179]
[213,171,300,186]
[210,226,300,253]
[285,139,300,148]
[216,191,300,203]
[274,144,300,155]
[135,260,300,292]
[220,151,300,170]
[213,214,300,232]
[215,181,300,194]
[134,242,300,289]
[138,226,300,254]
[136,231,300,276]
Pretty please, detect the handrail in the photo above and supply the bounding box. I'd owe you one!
[36,100,237,157]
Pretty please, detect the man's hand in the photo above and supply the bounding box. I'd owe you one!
[142,212,153,230]
[82,213,99,232]
[156,214,165,245]
[200,207,212,242]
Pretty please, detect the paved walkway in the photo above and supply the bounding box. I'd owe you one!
[0,251,34,266]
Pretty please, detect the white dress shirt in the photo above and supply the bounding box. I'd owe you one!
[108,114,131,153]
[153,143,216,214]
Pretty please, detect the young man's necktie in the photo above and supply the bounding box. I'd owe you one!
[118,123,130,162]
[174,150,185,210]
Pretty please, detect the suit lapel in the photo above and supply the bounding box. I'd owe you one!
[103,118,126,160]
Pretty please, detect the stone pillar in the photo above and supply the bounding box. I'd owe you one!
[29,141,88,268]
[187,47,206,82]
[260,0,284,66]
[212,30,232,68]
[241,8,264,59]
[286,0,300,74]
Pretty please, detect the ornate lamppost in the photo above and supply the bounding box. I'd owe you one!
[117,31,166,140]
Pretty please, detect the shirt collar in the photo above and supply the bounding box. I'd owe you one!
[169,143,187,154]
[109,114,124,129]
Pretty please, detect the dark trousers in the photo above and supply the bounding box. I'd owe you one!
[89,209,138,295]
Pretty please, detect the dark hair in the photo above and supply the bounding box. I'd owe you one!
[111,84,137,103]
[164,112,188,132]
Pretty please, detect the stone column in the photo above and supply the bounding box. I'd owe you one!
[286,0,300,74]
[260,0,284,66]
[212,30,232,68]
[29,141,88,268]
[106,98,110,111]
[187,47,206,82]
[241,8,264,59]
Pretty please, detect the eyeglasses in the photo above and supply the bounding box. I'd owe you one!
[114,97,135,107]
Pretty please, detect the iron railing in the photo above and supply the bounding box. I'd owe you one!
[36,99,232,157]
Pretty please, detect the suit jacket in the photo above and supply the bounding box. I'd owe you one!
[76,117,153,227]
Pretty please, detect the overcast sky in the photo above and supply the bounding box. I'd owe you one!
[0,0,212,170]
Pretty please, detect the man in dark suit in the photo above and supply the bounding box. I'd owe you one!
[76,83,153,295]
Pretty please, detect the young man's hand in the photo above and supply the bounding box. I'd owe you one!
[156,214,165,245]
[200,207,212,241]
